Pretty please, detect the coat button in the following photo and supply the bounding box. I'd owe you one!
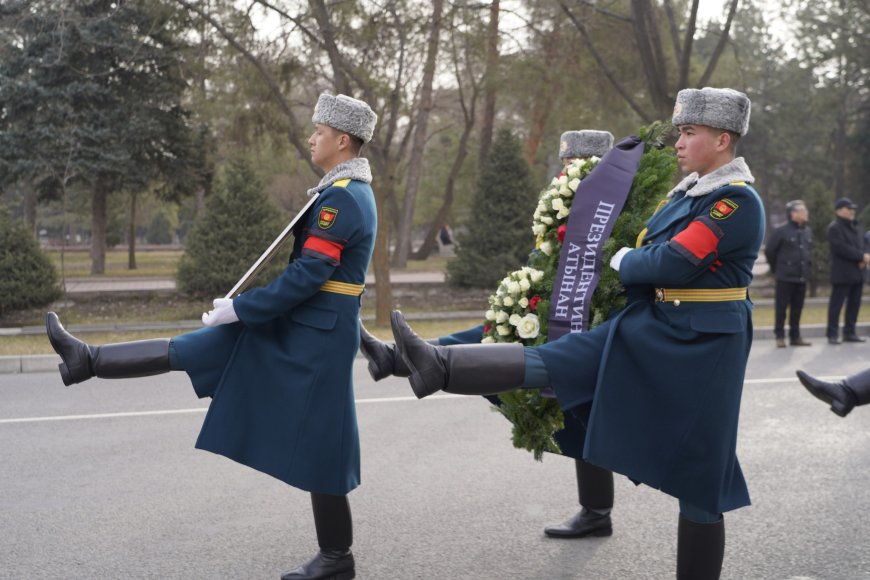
[673,299,681,307]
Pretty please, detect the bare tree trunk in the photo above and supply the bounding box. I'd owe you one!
[91,181,107,275]
[128,191,137,270]
[523,27,562,166]
[478,0,500,166]
[392,0,444,267]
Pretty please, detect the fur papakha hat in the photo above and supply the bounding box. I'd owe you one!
[672,87,751,136]
[559,130,614,159]
[312,94,378,143]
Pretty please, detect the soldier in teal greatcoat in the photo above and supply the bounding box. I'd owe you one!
[360,130,620,541]
[389,87,762,580]
[46,93,378,580]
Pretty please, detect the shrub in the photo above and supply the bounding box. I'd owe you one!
[0,210,62,316]
[177,160,286,298]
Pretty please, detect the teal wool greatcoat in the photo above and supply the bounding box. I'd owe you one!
[537,160,764,514]
[172,178,377,496]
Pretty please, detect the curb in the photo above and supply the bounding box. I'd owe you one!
[2,322,867,376]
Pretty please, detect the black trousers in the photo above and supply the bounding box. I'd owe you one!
[827,283,864,338]
[774,280,807,340]
[311,493,352,551]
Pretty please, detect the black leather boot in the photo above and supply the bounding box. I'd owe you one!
[676,515,725,580]
[545,459,614,538]
[46,312,171,386]
[390,310,525,399]
[796,368,870,417]
[280,550,354,580]
[360,322,410,380]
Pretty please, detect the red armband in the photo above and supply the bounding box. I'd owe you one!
[670,218,723,264]
[303,235,344,264]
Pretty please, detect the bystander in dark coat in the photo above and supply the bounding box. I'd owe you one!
[826,197,869,343]
[765,200,812,346]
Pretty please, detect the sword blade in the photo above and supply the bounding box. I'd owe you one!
[224,192,321,299]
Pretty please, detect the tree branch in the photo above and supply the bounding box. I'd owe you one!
[559,0,652,122]
[697,0,739,87]
[679,0,699,89]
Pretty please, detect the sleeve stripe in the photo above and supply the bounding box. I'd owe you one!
[670,219,722,262]
[303,236,344,264]
[304,227,348,245]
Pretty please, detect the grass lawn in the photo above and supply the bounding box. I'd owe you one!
[47,248,182,278]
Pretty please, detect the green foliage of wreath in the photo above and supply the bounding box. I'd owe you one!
[485,122,678,460]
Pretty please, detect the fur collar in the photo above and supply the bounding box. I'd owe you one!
[667,157,754,198]
[307,157,372,196]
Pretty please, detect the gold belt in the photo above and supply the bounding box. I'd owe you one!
[321,280,365,296]
[655,287,747,306]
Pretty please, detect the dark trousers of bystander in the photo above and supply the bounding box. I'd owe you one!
[774,280,807,340]
[827,282,863,339]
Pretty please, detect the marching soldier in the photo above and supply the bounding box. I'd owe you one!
[46,93,378,580]
[361,129,618,540]
[389,87,762,579]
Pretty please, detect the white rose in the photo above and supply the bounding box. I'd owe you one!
[557,208,570,219]
[492,295,502,306]
[519,278,531,291]
[497,324,512,336]
[496,311,509,323]
[532,224,546,235]
[551,197,565,211]
[507,281,521,295]
[503,296,514,307]
[557,175,568,186]
[516,269,528,280]
[519,296,529,308]
[517,313,541,339]
[509,313,522,326]
[530,270,544,282]
[561,188,574,198]
[481,336,495,343]
[567,164,581,179]
[568,178,581,191]
[589,156,600,163]
[541,216,554,225]
[540,241,553,255]
[485,309,496,321]
[550,176,561,187]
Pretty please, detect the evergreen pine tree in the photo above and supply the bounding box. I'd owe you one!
[447,129,536,288]
[177,160,286,298]
[0,210,62,317]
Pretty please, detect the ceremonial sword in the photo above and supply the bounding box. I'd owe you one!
[224,193,321,299]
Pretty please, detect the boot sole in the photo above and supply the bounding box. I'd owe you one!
[796,371,850,417]
[544,526,613,539]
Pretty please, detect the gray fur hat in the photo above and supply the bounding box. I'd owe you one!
[559,130,614,159]
[672,87,751,136]
[312,94,378,143]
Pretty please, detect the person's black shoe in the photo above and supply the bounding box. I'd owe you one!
[796,370,857,417]
[544,508,612,539]
[281,550,355,580]
[828,337,841,345]
[776,337,786,348]
[790,337,812,346]
[46,312,96,385]
[843,334,867,343]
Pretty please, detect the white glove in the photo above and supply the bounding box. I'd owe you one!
[202,298,239,327]
[609,247,632,272]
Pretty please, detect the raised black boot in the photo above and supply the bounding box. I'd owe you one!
[676,515,725,580]
[282,493,355,580]
[390,310,525,399]
[46,312,170,386]
[545,459,614,538]
[360,322,411,380]
[796,368,870,417]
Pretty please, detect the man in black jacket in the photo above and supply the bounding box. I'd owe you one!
[826,197,870,344]
[766,200,812,347]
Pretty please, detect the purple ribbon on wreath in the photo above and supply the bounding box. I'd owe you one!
[540,136,644,396]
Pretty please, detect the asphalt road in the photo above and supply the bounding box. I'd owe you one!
[1,340,869,580]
